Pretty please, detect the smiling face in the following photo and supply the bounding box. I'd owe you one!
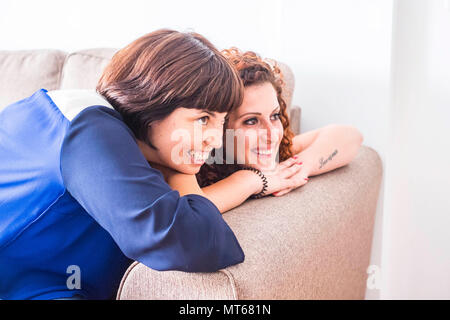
[138,107,227,175]
[226,82,284,171]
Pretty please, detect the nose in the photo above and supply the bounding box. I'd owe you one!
[204,128,223,149]
[258,122,279,148]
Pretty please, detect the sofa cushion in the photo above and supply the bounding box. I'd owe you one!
[59,48,117,90]
[117,146,382,300]
[0,50,66,111]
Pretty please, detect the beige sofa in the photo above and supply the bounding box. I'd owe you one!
[0,48,382,299]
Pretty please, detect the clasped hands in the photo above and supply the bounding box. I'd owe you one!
[257,154,311,197]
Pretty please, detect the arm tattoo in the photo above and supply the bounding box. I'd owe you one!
[319,149,338,169]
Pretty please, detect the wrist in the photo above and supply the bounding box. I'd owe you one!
[239,166,268,198]
[233,169,263,195]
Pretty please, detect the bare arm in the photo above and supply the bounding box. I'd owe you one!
[155,166,261,214]
[293,124,364,177]
[201,170,262,213]
[152,158,303,214]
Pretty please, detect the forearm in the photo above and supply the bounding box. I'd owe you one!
[155,162,261,214]
[202,170,261,214]
[295,125,363,177]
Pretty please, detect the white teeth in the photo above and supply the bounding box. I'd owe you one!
[253,149,273,155]
[188,150,210,161]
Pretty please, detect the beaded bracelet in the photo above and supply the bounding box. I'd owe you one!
[241,166,268,199]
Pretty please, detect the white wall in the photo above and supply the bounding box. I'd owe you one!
[382,0,450,299]
[2,0,448,299]
[0,0,285,57]
[278,1,393,300]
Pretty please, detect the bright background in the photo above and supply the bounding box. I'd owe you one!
[1,0,449,299]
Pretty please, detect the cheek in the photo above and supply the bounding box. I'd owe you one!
[275,122,284,145]
[152,121,192,161]
[232,128,257,157]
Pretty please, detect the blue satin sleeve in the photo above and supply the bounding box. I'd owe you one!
[60,105,245,272]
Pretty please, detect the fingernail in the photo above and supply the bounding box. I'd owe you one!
[293,155,298,159]
[297,161,303,165]
[304,178,309,180]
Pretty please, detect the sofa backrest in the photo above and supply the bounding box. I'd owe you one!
[59,48,117,91]
[0,48,295,113]
[0,50,67,109]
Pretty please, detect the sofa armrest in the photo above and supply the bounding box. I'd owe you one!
[116,145,382,300]
[290,105,301,135]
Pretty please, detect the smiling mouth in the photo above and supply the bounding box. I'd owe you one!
[251,148,274,157]
[187,150,211,164]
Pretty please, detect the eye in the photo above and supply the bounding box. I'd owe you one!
[197,116,209,125]
[243,117,258,125]
[271,112,281,121]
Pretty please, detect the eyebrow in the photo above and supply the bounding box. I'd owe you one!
[237,106,280,119]
[197,110,227,123]
[198,110,217,118]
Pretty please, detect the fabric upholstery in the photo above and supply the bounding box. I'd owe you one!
[59,49,116,90]
[0,50,67,110]
[116,145,382,300]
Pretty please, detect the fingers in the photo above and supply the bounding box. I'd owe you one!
[274,174,310,196]
[262,156,309,196]
[278,156,298,169]
[280,156,303,168]
[272,188,292,197]
[279,162,303,179]
[287,173,309,189]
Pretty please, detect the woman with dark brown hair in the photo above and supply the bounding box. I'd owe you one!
[0,30,300,300]
[194,48,364,198]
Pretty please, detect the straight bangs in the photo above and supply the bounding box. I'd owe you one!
[186,55,244,114]
[163,50,244,114]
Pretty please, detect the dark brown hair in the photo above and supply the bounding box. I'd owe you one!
[97,29,244,149]
[196,47,295,187]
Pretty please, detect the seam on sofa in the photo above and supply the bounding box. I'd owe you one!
[218,269,238,300]
[115,261,140,300]
[59,53,73,89]
[59,51,110,89]
[56,51,67,90]
[69,52,113,60]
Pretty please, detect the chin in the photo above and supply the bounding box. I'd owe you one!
[174,164,203,175]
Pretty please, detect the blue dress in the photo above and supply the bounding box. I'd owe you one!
[0,89,244,300]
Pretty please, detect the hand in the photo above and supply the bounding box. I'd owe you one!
[271,155,310,197]
[256,156,306,196]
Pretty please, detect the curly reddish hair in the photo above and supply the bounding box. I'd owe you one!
[196,47,295,187]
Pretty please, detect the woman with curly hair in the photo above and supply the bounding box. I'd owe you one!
[196,47,364,198]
